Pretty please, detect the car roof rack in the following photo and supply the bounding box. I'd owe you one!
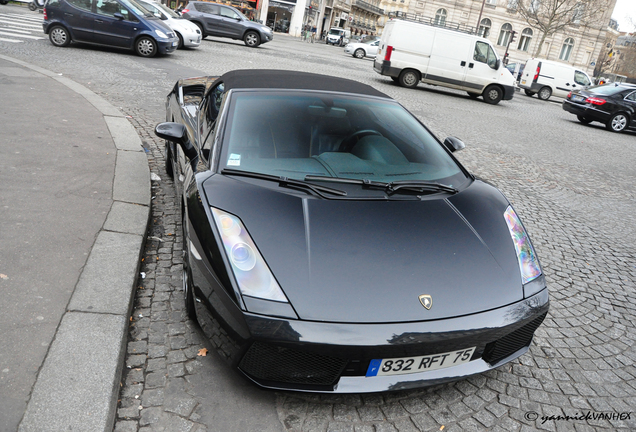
[387,11,478,35]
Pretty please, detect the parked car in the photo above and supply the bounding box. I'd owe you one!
[42,0,178,57]
[562,82,636,132]
[137,0,200,49]
[519,58,592,100]
[344,39,379,59]
[181,1,273,47]
[154,69,549,393]
[373,14,515,104]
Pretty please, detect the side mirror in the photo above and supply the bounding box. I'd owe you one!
[155,122,198,161]
[113,12,125,20]
[493,59,501,70]
[443,136,465,153]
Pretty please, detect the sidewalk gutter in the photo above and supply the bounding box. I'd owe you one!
[0,54,150,432]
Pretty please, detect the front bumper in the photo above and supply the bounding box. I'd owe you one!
[182,31,201,48]
[198,284,549,393]
[502,84,515,100]
[157,37,179,54]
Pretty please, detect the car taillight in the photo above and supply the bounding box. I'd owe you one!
[533,65,540,82]
[585,97,606,105]
[43,7,47,19]
[567,91,572,98]
[384,45,393,62]
[181,8,189,13]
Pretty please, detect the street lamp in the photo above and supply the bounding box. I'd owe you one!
[476,0,486,35]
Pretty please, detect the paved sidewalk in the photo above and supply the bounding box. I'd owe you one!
[0,54,149,432]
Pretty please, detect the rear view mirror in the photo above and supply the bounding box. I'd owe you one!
[443,136,465,153]
[308,106,347,118]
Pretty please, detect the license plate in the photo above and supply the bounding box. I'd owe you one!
[366,347,476,377]
[572,95,585,102]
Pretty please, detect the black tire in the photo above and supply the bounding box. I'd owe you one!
[164,141,174,179]
[194,22,206,39]
[176,32,183,49]
[49,25,70,47]
[182,220,197,320]
[135,36,157,57]
[0,0,9,5]
[28,2,37,11]
[537,86,552,100]
[467,92,479,99]
[577,115,592,124]
[483,85,503,105]
[398,69,420,89]
[606,112,629,132]
[244,30,260,47]
[353,48,365,59]
[524,89,535,97]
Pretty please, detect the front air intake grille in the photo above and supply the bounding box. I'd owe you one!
[239,342,348,386]
[482,313,547,365]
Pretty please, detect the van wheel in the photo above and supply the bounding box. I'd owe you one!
[524,90,535,97]
[577,115,592,124]
[606,113,628,132]
[538,86,552,100]
[398,69,420,89]
[483,85,503,105]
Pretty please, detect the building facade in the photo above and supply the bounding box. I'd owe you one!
[381,0,617,75]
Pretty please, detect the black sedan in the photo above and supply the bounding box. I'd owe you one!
[562,82,636,132]
[154,70,549,393]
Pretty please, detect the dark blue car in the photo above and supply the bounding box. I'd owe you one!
[43,0,178,57]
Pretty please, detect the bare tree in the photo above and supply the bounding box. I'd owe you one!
[514,0,612,57]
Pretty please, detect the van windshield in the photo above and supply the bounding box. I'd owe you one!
[329,29,343,35]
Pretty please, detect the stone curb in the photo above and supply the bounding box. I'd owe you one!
[0,54,151,432]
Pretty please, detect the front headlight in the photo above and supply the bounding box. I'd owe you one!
[155,29,168,39]
[504,206,542,284]
[211,208,288,302]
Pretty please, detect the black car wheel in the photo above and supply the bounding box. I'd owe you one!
[28,2,37,10]
[483,85,503,105]
[182,220,197,320]
[354,48,365,59]
[164,141,174,178]
[606,112,629,132]
[577,115,592,124]
[0,0,9,4]
[524,90,535,97]
[49,25,70,47]
[244,30,260,47]
[538,86,552,100]
[398,69,420,89]
[176,32,184,49]
[135,36,157,57]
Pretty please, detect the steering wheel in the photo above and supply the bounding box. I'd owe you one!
[338,129,383,153]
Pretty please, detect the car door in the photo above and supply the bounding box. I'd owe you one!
[60,0,96,42]
[622,91,636,128]
[217,6,242,38]
[367,40,379,57]
[195,3,221,36]
[93,0,139,48]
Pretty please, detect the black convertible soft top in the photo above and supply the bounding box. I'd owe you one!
[218,69,390,99]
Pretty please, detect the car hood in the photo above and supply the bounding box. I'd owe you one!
[168,18,198,33]
[203,176,525,323]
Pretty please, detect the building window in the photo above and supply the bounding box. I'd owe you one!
[434,8,447,26]
[497,23,512,46]
[517,27,532,51]
[479,18,491,38]
[529,0,540,13]
[559,37,574,60]
[486,0,496,4]
[572,3,584,24]
[507,0,518,9]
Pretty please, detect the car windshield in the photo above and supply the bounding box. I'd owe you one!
[120,0,152,16]
[142,0,180,18]
[219,91,467,187]
[329,29,342,35]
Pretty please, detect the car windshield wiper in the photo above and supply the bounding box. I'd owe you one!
[222,169,347,198]
[304,175,458,195]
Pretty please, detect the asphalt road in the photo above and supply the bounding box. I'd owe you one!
[1,4,636,431]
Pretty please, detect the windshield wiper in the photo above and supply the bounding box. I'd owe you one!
[304,175,457,195]
[221,169,347,198]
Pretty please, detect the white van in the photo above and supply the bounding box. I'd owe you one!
[326,27,350,46]
[373,14,515,104]
[519,58,592,100]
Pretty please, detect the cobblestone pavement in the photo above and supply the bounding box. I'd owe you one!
[1,9,634,430]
